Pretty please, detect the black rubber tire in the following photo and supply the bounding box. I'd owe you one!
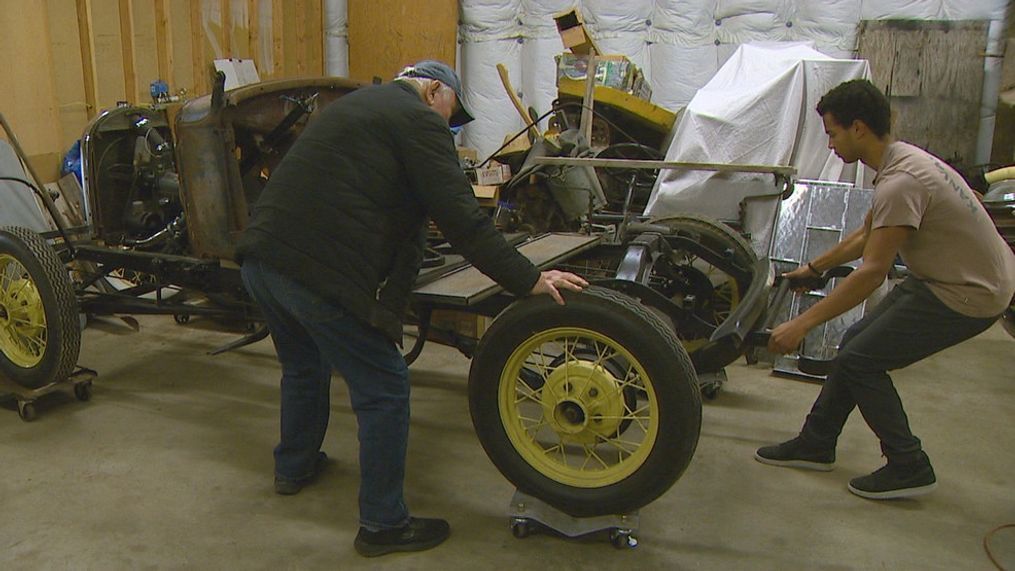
[469,286,701,518]
[0,226,81,389]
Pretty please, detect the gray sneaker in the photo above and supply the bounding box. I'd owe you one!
[755,437,835,471]
[848,454,936,500]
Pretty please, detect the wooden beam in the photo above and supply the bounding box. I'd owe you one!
[295,0,307,76]
[272,0,284,77]
[119,0,137,103]
[155,0,175,88]
[309,0,323,76]
[247,0,259,72]
[221,0,231,56]
[190,0,206,94]
[75,0,99,118]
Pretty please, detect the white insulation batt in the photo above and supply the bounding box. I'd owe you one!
[319,0,1009,163]
[645,42,870,217]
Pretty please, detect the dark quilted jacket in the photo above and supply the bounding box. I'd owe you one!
[236,81,540,342]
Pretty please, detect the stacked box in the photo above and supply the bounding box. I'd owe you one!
[555,53,652,102]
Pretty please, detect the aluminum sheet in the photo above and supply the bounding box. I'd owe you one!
[770,181,878,377]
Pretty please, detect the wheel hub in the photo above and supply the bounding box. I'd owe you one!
[542,360,627,445]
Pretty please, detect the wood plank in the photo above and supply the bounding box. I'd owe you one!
[308,0,324,76]
[295,0,307,75]
[132,0,161,104]
[155,0,176,88]
[247,0,260,71]
[119,0,138,103]
[46,0,90,150]
[190,0,207,94]
[348,0,458,84]
[170,0,194,94]
[75,0,99,118]
[272,0,285,78]
[0,3,64,178]
[221,0,232,55]
[412,234,602,306]
[859,20,989,168]
[92,0,128,110]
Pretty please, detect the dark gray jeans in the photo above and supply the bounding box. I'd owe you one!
[800,277,999,464]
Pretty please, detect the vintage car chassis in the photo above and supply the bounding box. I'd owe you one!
[0,76,796,519]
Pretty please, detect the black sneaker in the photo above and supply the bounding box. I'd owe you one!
[354,517,450,558]
[755,437,835,471]
[848,455,937,500]
[274,451,329,495]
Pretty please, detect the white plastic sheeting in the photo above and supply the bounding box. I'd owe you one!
[461,38,527,155]
[316,0,1009,162]
[324,0,349,78]
[0,141,48,232]
[645,43,870,217]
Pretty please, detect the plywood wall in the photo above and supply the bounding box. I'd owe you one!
[858,20,990,170]
[347,0,458,84]
[0,0,326,183]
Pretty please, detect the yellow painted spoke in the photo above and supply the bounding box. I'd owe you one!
[583,444,610,469]
[602,437,640,457]
[9,316,44,328]
[514,380,542,404]
[17,332,45,351]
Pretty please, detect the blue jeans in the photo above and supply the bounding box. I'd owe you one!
[241,258,411,530]
[800,278,999,464]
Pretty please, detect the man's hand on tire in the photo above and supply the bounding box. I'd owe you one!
[530,270,589,305]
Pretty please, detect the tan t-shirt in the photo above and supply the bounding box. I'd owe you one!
[870,141,1015,317]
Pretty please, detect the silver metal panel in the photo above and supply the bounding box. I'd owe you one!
[771,181,877,377]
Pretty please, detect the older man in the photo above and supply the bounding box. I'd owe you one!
[237,60,586,556]
[756,79,1015,500]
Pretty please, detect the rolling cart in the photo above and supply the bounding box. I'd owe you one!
[0,367,96,421]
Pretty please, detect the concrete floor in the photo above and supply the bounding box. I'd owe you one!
[1,313,1013,570]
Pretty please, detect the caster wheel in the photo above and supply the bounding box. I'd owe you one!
[18,402,37,422]
[701,384,720,400]
[174,313,190,325]
[74,381,93,402]
[511,519,530,539]
[610,529,637,549]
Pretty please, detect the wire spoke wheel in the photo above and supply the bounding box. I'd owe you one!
[470,286,700,517]
[505,328,655,487]
[0,227,80,388]
[0,255,48,367]
[649,214,757,354]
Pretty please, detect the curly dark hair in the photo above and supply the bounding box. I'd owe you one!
[816,79,891,137]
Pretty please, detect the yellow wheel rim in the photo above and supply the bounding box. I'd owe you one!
[0,254,47,368]
[499,327,658,488]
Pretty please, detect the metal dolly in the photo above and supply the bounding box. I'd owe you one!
[507,491,639,549]
[0,367,97,421]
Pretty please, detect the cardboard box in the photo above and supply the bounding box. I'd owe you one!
[472,184,500,208]
[553,9,601,55]
[556,53,635,93]
[456,146,478,166]
[474,162,511,186]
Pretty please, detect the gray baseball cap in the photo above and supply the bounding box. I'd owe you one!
[396,60,475,128]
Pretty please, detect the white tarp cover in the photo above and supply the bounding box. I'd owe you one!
[0,141,48,232]
[644,42,870,217]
